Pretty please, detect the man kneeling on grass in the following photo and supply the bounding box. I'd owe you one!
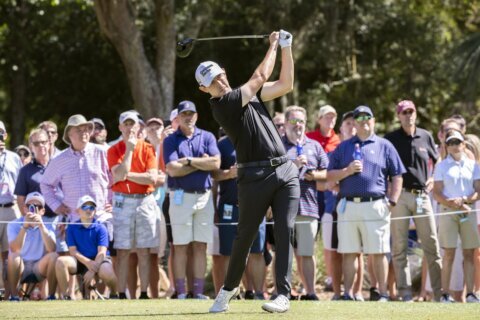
[7,192,58,301]
[55,195,118,299]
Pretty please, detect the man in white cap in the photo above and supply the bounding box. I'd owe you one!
[197,30,299,313]
[55,195,117,299]
[0,120,23,299]
[7,192,58,301]
[40,114,112,253]
[108,111,160,299]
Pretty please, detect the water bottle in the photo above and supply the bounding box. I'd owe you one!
[353,143,362,161]
[296,142,304,156]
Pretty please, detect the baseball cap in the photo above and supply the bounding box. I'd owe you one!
[353,105,374,118]
[25,192,45,207]
[318,105,337,118]
[341,111,354,122]
[169,109,178,121]
[119,111,139,124]
[177,101,197,114]
[195,61,224,87]
[76,195,97,209]
[396,100,416,114]
[146,118,164,126]
[91,118,106,128]
[445,130,464,143]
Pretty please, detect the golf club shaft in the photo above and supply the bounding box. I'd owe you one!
[194,35,269,42]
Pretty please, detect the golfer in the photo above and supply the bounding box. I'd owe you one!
[197,30,299,313]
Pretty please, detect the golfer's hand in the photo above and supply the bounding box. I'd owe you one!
[269,31,279,48]
[279,29,292,48]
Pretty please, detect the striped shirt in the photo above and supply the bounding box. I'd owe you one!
[40,143,111,220]
[282,136,329,218]
[0,150,22,204]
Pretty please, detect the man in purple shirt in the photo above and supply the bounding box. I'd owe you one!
[40,115,112,252]
[163,101,220,299]
[281,105,329,300]
[327,106,405,302]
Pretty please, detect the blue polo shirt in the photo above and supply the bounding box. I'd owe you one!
[14,159,56,217]
[7,216,56,261]
[328,134,406,198]
[217,136,238,205]
[66,219,109,259]
[282,136,329,218]
[163,127,220,191]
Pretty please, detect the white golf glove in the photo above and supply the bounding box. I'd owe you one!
[279,29,292,48]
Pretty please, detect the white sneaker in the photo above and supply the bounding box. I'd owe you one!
[466,293,480,303]
[209,287,239,313]
[177,293,187,300]
[262,294,290,313]
[195,293,210,300]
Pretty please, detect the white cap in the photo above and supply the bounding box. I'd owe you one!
[318,105,337,118]
[445,130,464,143]
[119,111,139,124]
[25,192,45,207]
[195,61,224,87]
[76,195,97,209]
[169,109,178,122]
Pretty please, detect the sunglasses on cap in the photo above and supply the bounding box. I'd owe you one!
[288,119,305,125]
[28,204,44,213]
[354,115,372,122]
[81,204,96,212]
[446,139,462,146]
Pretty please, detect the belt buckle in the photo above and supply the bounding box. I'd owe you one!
[270,158,280,167]
[353,197,361,203]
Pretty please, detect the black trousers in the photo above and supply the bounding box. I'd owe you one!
[224,161,300,296]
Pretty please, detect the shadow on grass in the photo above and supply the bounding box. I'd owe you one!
[27,311,265,319]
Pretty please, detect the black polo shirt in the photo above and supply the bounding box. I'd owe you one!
[384,127,439,190]
[209,87,286,163]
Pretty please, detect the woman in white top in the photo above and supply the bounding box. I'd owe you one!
[433,129,480,303]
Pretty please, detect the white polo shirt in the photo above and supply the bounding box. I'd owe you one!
[434,154,480,198]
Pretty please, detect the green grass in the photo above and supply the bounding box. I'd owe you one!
[1,300,479,319]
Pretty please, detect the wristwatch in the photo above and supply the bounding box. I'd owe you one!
[388,199,397,207]
[187,157,192,166]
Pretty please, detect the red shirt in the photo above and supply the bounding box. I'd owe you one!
[306,129,340,153]
[107,140,157,194]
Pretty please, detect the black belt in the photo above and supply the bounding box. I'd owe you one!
[115,192,152,199]
[345,196,384,203]
[237,155,288,169]
[403,188,425,195]
[0,202,14,208]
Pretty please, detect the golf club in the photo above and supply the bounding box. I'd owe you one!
[176,34,270,58]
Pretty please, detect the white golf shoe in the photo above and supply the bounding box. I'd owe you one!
[262,294,290,313]
[209,287,239,313]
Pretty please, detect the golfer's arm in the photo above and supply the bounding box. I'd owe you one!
[261,46,294,101]
[240,42,278,106]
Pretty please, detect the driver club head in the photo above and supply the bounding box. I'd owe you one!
[176,38,195,58]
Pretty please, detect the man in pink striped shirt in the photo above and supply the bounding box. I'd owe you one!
[40,115,112,252]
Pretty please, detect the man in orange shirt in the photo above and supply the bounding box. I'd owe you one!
[107,111,160,299]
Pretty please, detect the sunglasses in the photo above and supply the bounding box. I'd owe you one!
[32,140,49,147]
[18,151,30,158]
[81,204,96,212]
[400,109,415,115]
[446,139,462,146]
[288,119,305,125]
[354,115,372,122]
[28,204,44,213]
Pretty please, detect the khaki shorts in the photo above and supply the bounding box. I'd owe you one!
[438,205,480,249]
[295,215,318,256]
[337,198,390,254]
[21,260,45,283]
[0,205,20,252]
[113,193,160,250]
[169,190,214,245]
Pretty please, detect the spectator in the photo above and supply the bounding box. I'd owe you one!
[90,118,109,149]
[163,100,220,299]
[55,195,118,299]
[7,192,57,301]
[0,120,23,298]
[108,111,159,300]
[384,100,442,302]
[212,134,267,299]
[433,129,480,303]
[272,113,286,137]
[14,145,31,166]
[282,105,329,300]
[38,121,61,158]
[327,105,405,301]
